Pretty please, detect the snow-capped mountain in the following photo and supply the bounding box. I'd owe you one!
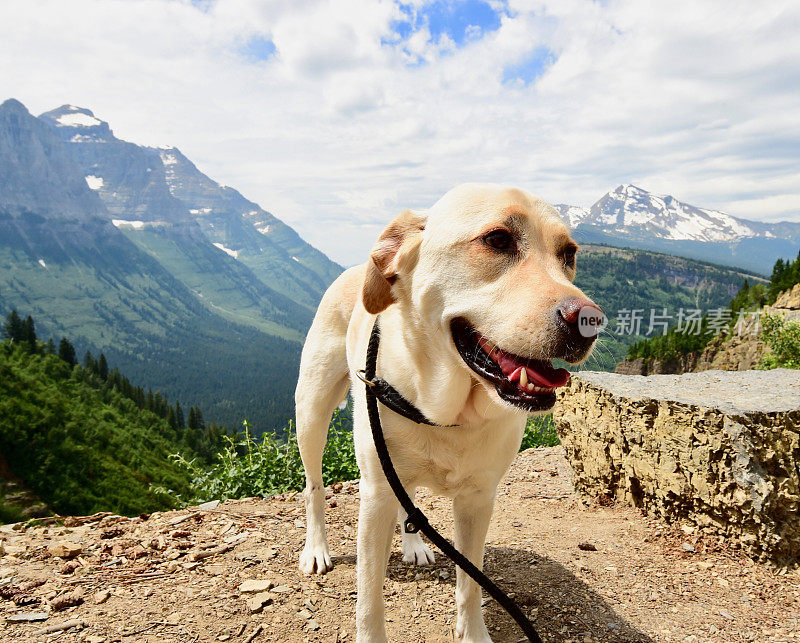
[554,185,800,273]
[555,184,796,243]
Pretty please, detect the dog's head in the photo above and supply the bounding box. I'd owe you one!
[362,183,603,414]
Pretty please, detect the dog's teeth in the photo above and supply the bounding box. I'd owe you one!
[519,368,528,387]
[527,383,534,392]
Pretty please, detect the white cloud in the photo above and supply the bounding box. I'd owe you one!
[0,0,798,265]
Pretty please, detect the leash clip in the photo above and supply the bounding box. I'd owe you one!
[403,508,427,534]
[355,369,376,388]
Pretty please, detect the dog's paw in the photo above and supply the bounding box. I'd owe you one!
[455,622,493,642]
[401,536,435,566]
[299,545,333,575]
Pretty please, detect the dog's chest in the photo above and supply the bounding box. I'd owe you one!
[391,419,523,496]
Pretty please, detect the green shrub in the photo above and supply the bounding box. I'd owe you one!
[520,415,559,449]
[759,314,800,370]
[165,411,562,505]
[162,411,359,504]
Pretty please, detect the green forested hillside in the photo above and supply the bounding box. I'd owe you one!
[0,315,225,518]
[0,234,302,433]
[626,250,800,362]
[574,245,764,369]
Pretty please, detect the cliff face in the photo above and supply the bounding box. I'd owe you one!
[554,370,800,565]
[615,284,800,375]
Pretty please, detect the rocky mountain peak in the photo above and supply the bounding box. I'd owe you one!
[0,98,28,115]
[39,104,113,143]
[0,99,107,219]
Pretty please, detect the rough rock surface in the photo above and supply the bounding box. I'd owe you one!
[766,283,800,321]
[555,369,800,565]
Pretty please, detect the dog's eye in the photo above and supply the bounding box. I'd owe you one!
[562,246,577,268]
[483,230,515,252]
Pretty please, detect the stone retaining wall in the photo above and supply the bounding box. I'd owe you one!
[554,369,800,564]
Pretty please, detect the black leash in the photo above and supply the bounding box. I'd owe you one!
[359,318,542,643]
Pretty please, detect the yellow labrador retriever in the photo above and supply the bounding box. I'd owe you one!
[295,184,601,642]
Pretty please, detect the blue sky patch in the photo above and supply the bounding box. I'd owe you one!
[502,46,556,85]
[393,0,505,46]
[240,36,276,63]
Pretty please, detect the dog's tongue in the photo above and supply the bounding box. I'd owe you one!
[479,339,570,389]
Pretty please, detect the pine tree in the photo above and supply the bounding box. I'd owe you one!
[58,338,76,367]
[166,407,178,431]
[23,316,37,351]
[98,354,109,381]
[2,311,23,343]
[187,406,203,431]
[84,350,97,373]
[45,338,56,354]
[175,402,185,430]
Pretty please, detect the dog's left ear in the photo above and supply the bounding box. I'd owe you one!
[362,209,426,314]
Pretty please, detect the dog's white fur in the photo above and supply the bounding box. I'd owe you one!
[295,184,596,642]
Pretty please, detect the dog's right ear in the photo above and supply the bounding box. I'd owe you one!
[362,209,426,315]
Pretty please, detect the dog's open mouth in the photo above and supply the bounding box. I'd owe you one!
[450,318,569,412]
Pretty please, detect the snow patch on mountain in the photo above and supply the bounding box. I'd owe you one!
[38,259,46,268]
[213,242,239,259]
[56,112,103,128]
[85,175,103,190]
[554,204,590,228]
[111,219,161,230]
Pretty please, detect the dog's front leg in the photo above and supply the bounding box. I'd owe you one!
[453,489,496,642]
[356,480,398,642]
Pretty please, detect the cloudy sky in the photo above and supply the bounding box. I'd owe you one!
[1,0,798,265]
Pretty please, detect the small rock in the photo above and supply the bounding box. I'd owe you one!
[307,619,320,631]
[49,589,84,611]
[49,541,82,559]
[578,542,597,552]
[196,500,220,510]
[682,542,696,553]
[60,560,80,574]
[298,608,313,619]
[93,589,111,604]
[247,592,273,613]
[438,570,450,580]
[87,636,106,643]
[720,610,734,621]
[239,579,273,593]
[165,612,182,625]
[271,584,291,593]
[5,611,49,622]
[126,545,147,560]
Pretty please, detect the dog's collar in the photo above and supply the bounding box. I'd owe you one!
[356,317,457,428]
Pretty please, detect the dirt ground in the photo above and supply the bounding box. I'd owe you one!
[1,447,798,642]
